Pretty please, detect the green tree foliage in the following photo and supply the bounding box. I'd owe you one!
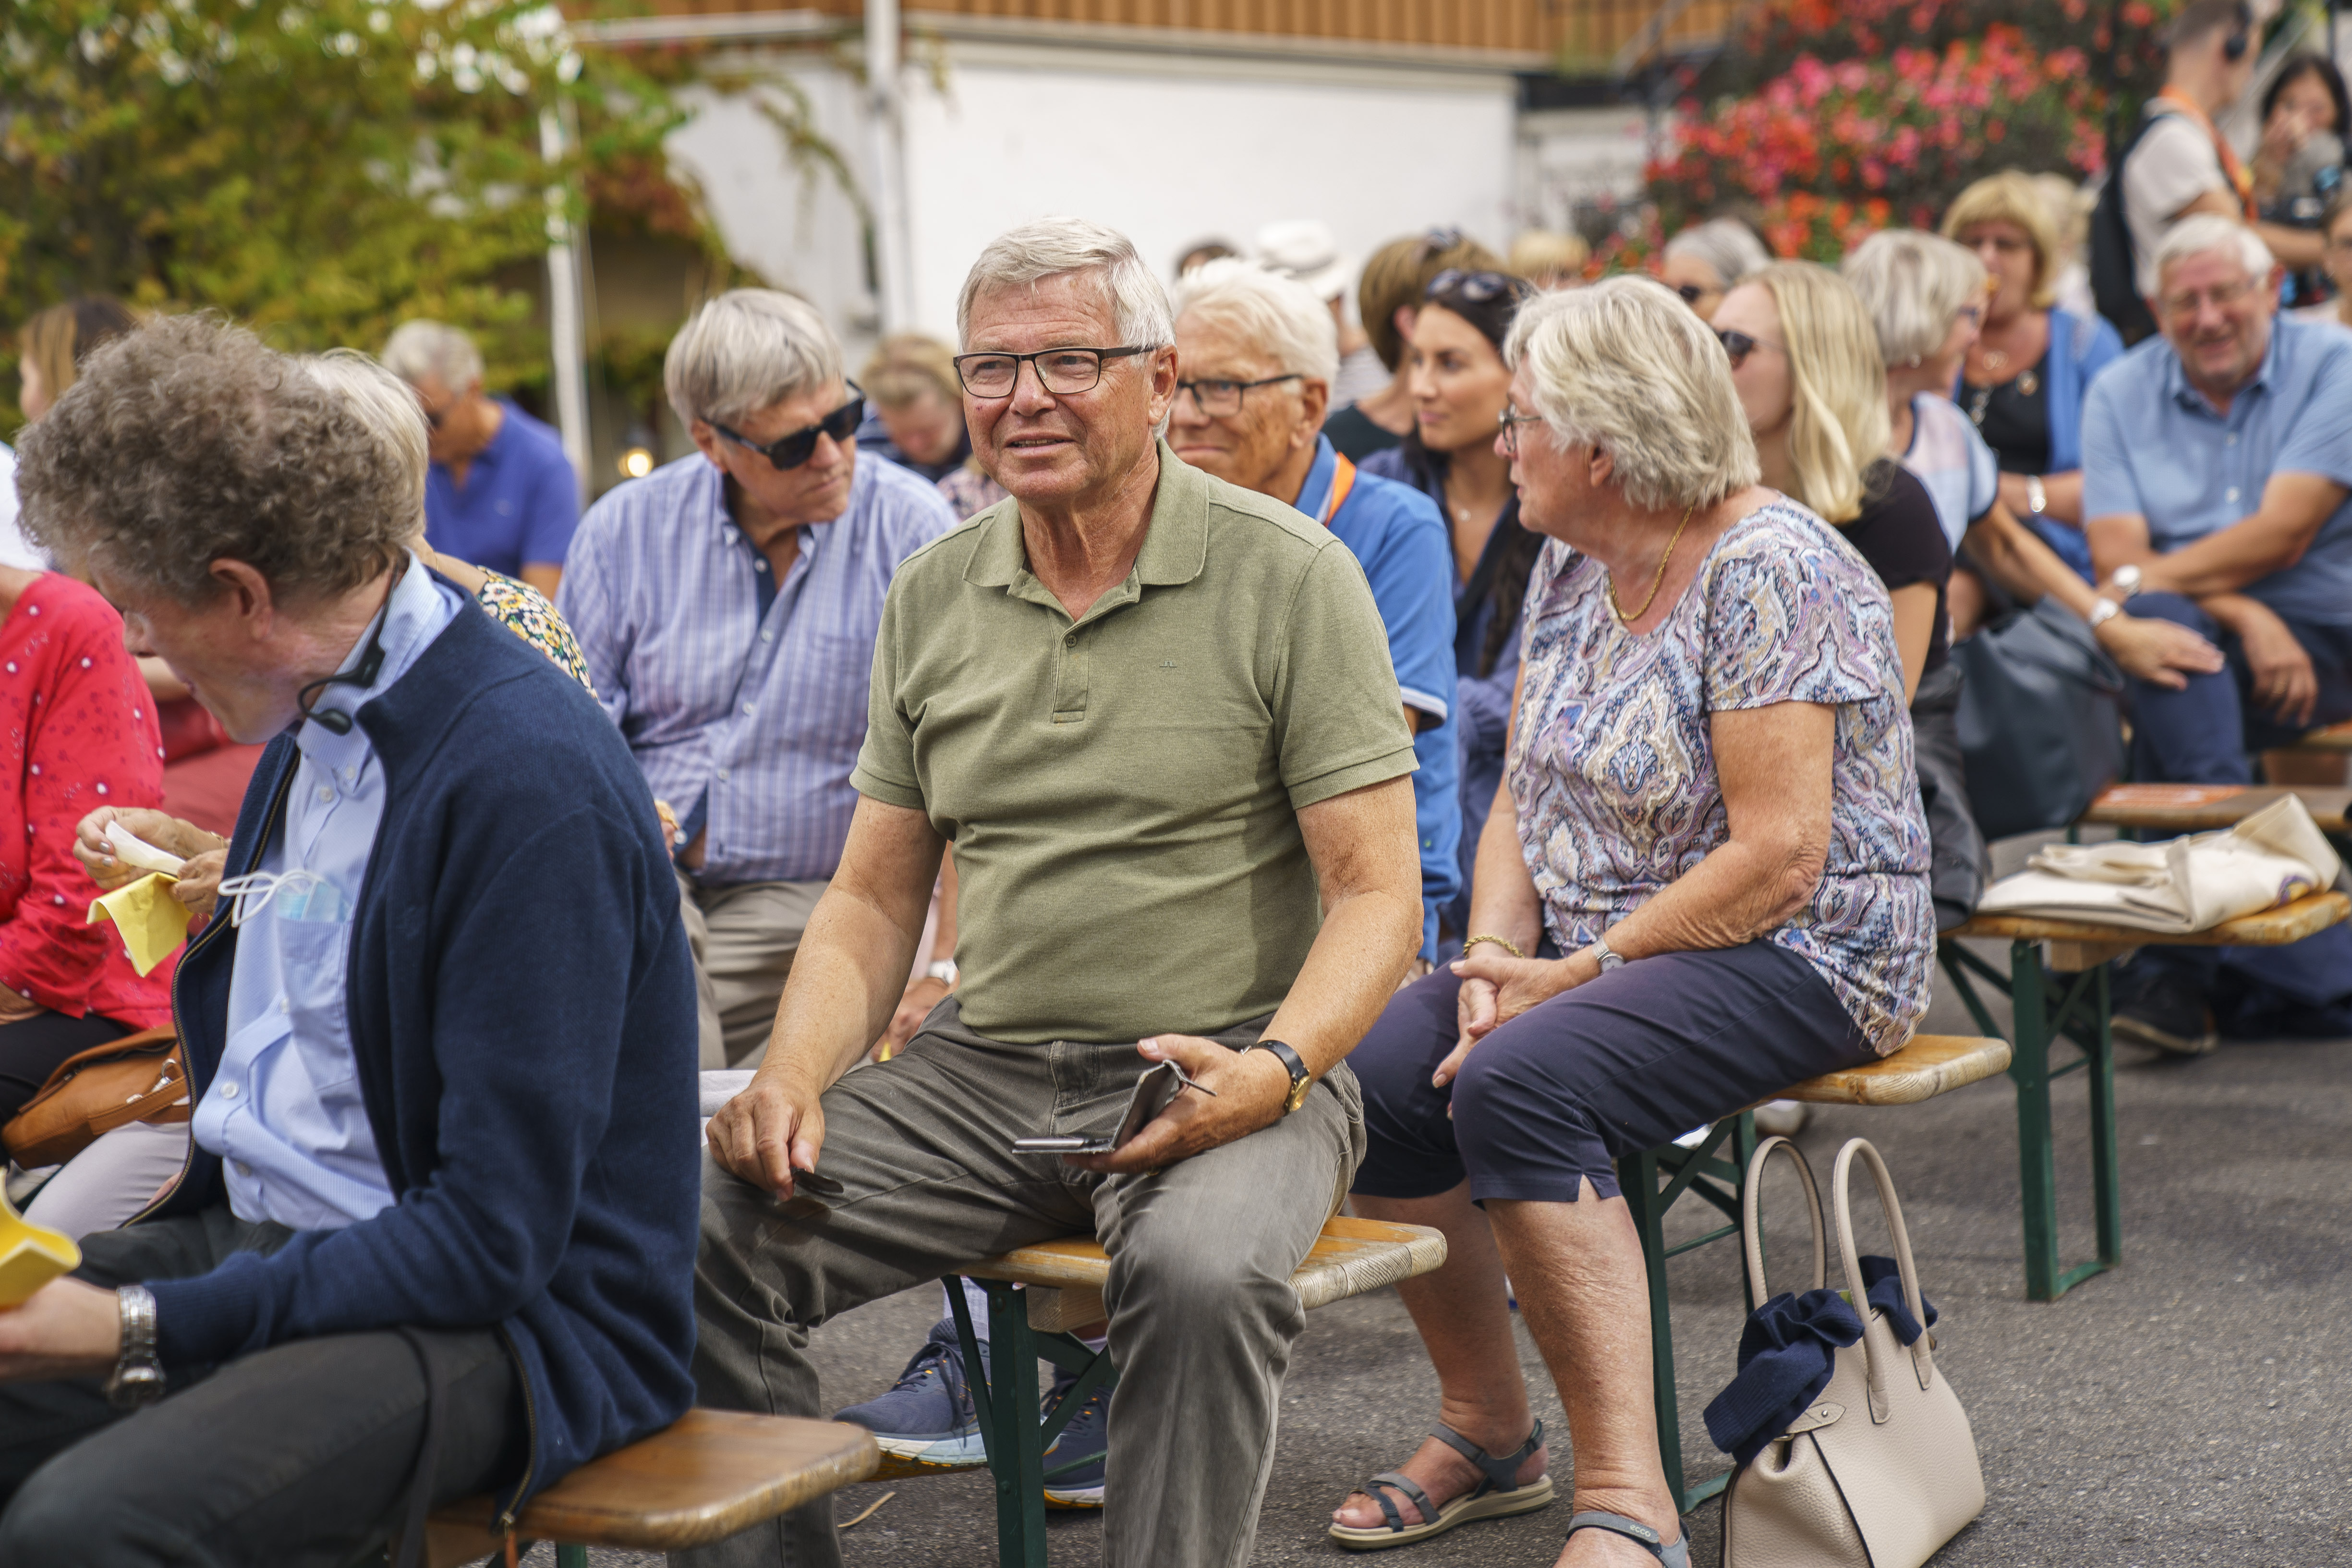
[0,0,682,430]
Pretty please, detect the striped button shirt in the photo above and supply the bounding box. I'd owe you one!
[559,452,956,886]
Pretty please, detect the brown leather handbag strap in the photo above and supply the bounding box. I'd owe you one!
[13,1025,179,1116]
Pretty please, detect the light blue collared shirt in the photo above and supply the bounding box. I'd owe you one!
[2082,316,2352,626]
[558,452,956,886]
[193,554,466,1230]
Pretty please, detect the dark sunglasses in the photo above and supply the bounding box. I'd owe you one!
[1713,328,1783,368]
[714,384,865,470]
[1426,268,1531,306]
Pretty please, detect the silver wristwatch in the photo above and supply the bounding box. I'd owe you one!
[923,959,958,987]
[2087,596,2122,629]
[106,1284,165,1410]
[2025,474,2048,516]
[2108,562,2142,600]
[1588,933,1627,973]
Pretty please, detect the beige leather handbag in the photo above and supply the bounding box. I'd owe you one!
[1722,1137,1986,1568]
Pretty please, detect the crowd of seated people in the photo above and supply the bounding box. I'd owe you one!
[0,152,2343,1565]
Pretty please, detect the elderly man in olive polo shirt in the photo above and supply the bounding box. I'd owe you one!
[688,218,1423,1568]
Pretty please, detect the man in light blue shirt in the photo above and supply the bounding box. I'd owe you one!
[2083,214,2352,1051]
[560,291,956,1067]
[194,550,461,1228]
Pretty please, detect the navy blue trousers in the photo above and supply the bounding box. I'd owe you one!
[1349,941,1874,1205]
[2123,593,2352,1025]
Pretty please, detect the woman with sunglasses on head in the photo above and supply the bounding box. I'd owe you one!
[1326,230,1507,462]
[1842,232,2227,694]
[1940,171,2127,583]
[1658,217,1770,323]
[1361,267,1537,948]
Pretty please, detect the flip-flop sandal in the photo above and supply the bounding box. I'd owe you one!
[1564,1509,1689,1567]
[1327,1419,1556,1551]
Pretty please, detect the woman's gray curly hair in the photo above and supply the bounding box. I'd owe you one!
[14,315,415,606]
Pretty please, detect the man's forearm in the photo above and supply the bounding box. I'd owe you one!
[758,887,927,1093]
[1255,886,1421,1078]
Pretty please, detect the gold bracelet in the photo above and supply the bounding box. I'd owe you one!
[1462,934,1527,960]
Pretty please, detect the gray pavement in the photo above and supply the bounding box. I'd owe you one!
[556,835,2352,1568]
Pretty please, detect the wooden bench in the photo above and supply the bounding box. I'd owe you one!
[933,1215,1445,1568]
[1940,890,2352,1304]
[1620,1033,2011,1513]
[2294,719,2352,751]
[2076,781,2351,835]
[424,1410,878,1568]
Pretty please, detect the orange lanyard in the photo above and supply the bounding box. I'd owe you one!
[1316,453,1358,527]
[2156,86,2259,219]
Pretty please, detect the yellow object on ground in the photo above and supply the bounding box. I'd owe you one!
[0,1184,79,1307]
[87,873,192,976]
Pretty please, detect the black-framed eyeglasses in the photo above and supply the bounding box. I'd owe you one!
[1675,282,1714,306]
[1176,375,1302,417]
[1427,268,1531,306]
[1496,405,1545,456]
[713,383,866,471]
[953,346,1152,399]
[1713,328,1784,369]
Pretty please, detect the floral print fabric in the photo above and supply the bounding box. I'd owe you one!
[1507,496,1934,1055]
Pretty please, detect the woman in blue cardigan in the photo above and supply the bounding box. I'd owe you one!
[1943,172,2124,596]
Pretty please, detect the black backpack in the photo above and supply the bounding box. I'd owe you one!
[2090,108,2165,347]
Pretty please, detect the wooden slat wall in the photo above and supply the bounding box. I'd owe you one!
[620,0,1741,61]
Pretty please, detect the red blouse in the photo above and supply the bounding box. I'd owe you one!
[0,575,176,1029]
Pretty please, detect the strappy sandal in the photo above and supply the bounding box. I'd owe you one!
[1327,1419,1555,1551]
[1564,1509,1688,1566]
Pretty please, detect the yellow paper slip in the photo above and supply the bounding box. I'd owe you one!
[0,1184,78,1308]
[87,873,193,977]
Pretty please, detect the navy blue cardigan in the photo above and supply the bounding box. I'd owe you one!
[142,592,700,1518]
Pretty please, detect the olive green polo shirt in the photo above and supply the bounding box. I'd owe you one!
[850,443,1417,1045]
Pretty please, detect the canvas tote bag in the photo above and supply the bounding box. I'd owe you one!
[1722,1137,1986,1568]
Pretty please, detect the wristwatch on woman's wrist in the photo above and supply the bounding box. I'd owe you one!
[2025,475,2048,516]
[923,959,958,988]
[2087,596,2122,629]
[1588,933,1626,973]
[107,1285,165,1410]
[2107,563,2142,601]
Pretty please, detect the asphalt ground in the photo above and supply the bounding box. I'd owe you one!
[548,839,2352,1568]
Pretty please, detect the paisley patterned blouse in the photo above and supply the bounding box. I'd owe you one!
[1508,497,1934,1054]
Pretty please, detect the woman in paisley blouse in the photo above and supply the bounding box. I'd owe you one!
[1327,279,1934,1568]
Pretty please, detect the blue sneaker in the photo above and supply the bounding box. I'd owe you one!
[834,1318,990,1471]
[1041,1364,1109,1509]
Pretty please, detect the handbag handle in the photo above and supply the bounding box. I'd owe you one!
[1740,1134,1827,1305]
[1831,1137,1935,1416]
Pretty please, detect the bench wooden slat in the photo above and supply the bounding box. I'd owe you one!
[2079,782,2352,833]
[426,1410,876,1560]
[1950,889,2350,948]
[1777,1033,2011,1106]
[960,1214,1445,1312]
[2297,720,2352,752]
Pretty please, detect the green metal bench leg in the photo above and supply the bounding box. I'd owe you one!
[2006,939,2064,1301]
[1619,1146,1687,1512]
[947,1278,1048,1568]
[2086,963,2122,1278]
[555,1545,589,1568]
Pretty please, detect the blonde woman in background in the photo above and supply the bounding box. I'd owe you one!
[1507,229,1589,291]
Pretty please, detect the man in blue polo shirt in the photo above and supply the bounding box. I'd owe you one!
[2084,214,2352,1052]
[384,320,580,594]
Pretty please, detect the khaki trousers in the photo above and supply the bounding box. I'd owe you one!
[676,998,1365,1568]
[676,871,828,1068]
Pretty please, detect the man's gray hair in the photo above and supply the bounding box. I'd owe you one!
[2154,213,2274,285]
[1663,218,1771,290]
[1505,277,1761,512]
[300,351,430,533]
[1169,259,1340,388]
[381,319,485,389]
[957,218,1175,351]
[1841,229,1986,368]
[15,316,414,605]
[664,289,845,429]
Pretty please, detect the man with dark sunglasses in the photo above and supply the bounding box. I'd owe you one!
[559,290,956,1069]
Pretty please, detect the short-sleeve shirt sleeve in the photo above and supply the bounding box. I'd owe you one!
[849,577,925,811]
[2275,334,2352,488]
[2078,372,2148,521]
[1272,542,1419,809]
[1702,531,1894,713]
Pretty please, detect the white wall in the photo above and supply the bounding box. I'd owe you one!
[663,42,1520,352]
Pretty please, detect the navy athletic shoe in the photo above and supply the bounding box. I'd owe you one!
[834,1318,991,1471]
[1041,1364,1109,1509]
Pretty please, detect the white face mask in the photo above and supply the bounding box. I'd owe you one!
[215,869,347,927]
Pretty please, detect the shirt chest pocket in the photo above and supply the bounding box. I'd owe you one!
[267,908,355,1085]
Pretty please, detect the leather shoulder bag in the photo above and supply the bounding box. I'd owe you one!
[3,1026,188,1169]
[1721,1136,1987,1568]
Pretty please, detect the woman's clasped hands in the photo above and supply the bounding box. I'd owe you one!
[1434,944,1593,1088]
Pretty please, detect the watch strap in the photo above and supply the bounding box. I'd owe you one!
[1248,1039,1311,1115]
[107,1284,165,1410]
[1590,933,1626,972]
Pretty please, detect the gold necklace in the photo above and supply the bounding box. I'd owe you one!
[1608,503,1697,626]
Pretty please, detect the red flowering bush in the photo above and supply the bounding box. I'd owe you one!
[1651,24,2109,259]
[1706,0,2181,107]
